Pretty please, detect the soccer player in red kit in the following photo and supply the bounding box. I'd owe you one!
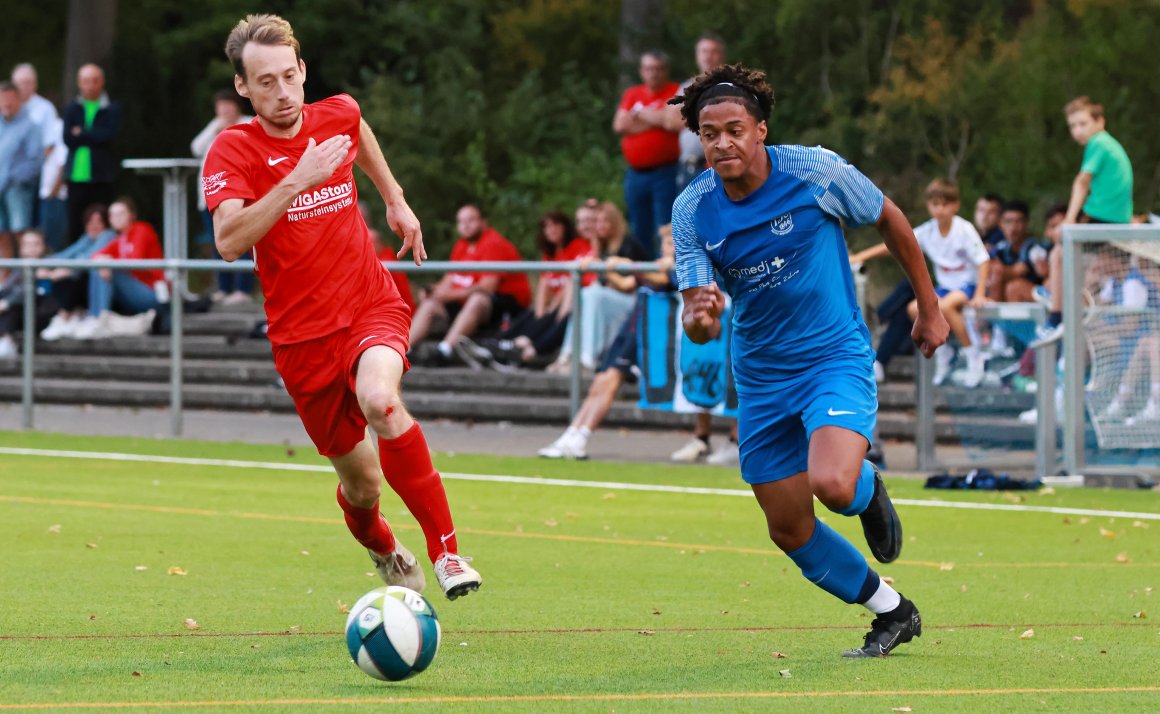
[203,14,481,599]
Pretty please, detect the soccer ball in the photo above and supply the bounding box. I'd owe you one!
[345,586,441,681]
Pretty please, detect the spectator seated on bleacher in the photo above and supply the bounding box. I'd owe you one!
[72,197,164,340]
[408,203,531,365]
[537,225,676,459]
[0,230,57,358]
[38,203,116,340]
[851,178,991,388]
[457,210,591,370]
[988,200,1051,304]
[549,200,649,374]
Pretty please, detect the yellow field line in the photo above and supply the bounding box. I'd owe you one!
[1,686,1158,709]
[3,494,1155,570]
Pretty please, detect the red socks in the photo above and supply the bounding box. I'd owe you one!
[335,484,396,556]
[379,421,458,563]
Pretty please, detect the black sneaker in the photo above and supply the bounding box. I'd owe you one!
[842,597,922,658]
[859,465,903,563]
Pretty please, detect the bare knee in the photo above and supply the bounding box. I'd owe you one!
[590,370,620,397]
[340,472,383,506]
[810,467,857,512]
[766,516,815,553]
[360,385,409,438]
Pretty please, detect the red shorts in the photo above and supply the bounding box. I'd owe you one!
[272,301,411,457]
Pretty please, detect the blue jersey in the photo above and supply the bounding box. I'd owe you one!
[673,145,884,393]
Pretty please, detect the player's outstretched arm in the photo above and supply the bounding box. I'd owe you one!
[214,135,352,261]
[681,283,724,344]
[875,197,948,358]
[354,119,425,265]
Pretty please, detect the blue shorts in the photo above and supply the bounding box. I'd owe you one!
[0,183,35,233]
[737,362,877,484]
[935,283,976,300]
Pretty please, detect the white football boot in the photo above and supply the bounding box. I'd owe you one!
[434,553,482,601]
[670,437,710,462]
[368,538,426,593]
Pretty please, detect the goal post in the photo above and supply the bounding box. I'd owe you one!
[1061,223,1160,480]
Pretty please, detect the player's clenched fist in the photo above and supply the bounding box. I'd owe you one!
[289,134,352,190]
[681,282,725,344]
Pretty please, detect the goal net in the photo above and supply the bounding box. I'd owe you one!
[1076,228,1160,451]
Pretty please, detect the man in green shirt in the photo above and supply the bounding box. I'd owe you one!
[62,64,122,244]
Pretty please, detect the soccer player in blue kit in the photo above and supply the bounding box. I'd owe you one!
[670,65,949,657]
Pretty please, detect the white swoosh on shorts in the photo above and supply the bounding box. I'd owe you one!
[827,408,857,416]
[268,156,289,166]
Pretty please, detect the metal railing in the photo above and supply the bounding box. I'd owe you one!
[913,302,1057,476]
[1,257,657,436]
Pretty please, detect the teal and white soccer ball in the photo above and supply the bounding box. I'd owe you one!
[345,586,441,681]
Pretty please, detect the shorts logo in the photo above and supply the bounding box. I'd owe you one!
[770,212,794,235]
[827,408,856,416]
[201,171,227,196]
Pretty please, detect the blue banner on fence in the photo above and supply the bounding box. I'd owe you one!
[636,290,737,417]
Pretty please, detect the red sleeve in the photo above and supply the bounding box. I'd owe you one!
[562,237,592,260]
[619,85,642,111]
[202,130,255,213]
[134,222,163,259]
[93,238,118,259]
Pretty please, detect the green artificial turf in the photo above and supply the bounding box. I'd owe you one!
[0,431,1157,712]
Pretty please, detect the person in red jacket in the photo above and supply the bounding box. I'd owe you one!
[613,51,682,259]
[73,197,163,339]
[408,203,531,363]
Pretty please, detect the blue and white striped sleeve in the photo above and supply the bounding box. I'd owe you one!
[777,146,885,227]
[672,181,716,291]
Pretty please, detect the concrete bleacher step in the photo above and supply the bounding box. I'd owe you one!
[0,374,1036,444]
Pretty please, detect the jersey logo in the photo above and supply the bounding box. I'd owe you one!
[267,156,289,166]
[770,212,794,236]
[827,408,856,416]
[201,171,227,196]
[705,238,726,251]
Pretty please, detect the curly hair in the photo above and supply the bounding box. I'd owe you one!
[668,63,775,133]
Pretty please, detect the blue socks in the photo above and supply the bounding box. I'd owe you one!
[786,518,879,604]
[834,460,876,517]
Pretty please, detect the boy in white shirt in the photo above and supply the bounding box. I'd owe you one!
[851,178,991,387]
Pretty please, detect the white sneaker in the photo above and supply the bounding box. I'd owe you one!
[706,440,740,466]
[538,429,573,458]
[1125,398,1160,427]
[538,430,588,460]
[105,310,154,337]
[933,346,954,386]
[40,314,76,341]
[670,437,710,462]
[0,335,17,359]
[434,553,482,600]
[73,313,112,340]
[1018,408,1038,424]
[873,360,886,384]
[368,539,426,593]
[961,350,988,389]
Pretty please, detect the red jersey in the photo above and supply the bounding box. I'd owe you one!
[447,228,532,307]
[202,94,402,346]
[618,83,681,170]
[543,236,594,293]
[376,246,415,311]
[94,220,164,286]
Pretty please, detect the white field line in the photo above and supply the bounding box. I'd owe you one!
[2,447,1158,521]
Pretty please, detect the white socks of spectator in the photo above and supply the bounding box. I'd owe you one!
[437,341,453,358]
[863,577,902,615]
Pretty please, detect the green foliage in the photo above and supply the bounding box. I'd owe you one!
[24,0,1159,259]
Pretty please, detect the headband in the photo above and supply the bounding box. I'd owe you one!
[696,82,763,117]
